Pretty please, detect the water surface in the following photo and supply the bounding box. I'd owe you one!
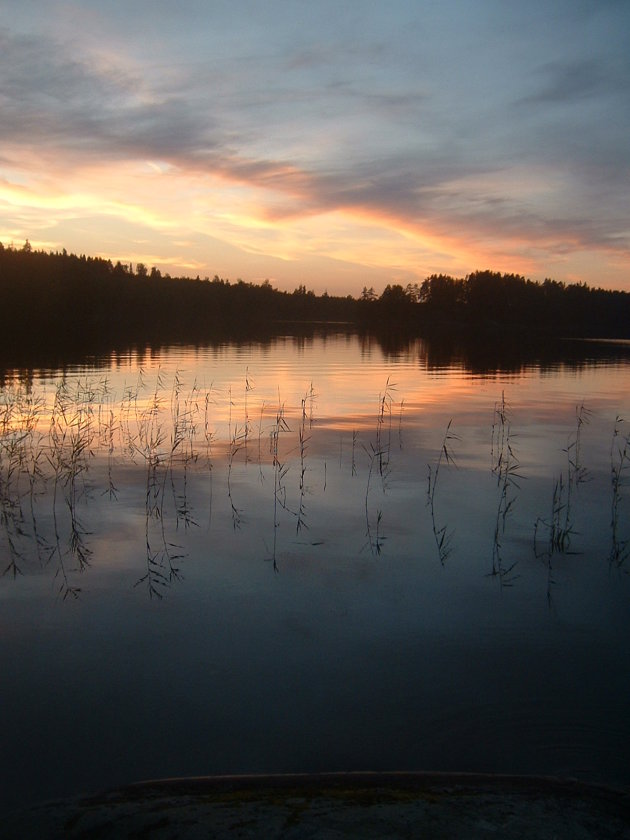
[1,333,629,811]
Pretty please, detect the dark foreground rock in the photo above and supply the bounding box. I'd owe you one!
[5,772,630,839]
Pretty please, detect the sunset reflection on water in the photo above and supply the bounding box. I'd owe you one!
[2,333,630,811]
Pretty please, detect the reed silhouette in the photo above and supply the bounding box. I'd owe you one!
[427,419,458,565]
[534,403,591,560]
[489,392,521,587]
[1,372,628,601]
[296,387,314,535]
[609,417,630,566]
[268,399,291,571]
[362,441,386,556]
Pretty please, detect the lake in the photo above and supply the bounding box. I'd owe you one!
[1,330,630,812]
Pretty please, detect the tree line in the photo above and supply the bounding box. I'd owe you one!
[365,272,630,337]
[0,242,358,351]
[1,242,629,357]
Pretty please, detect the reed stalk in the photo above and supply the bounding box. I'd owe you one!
[609,416,630,566]
[427,419,458,565]
[296,390,311,534]
[489,393,521,586]
[268,398,291,570]
[363,443,386,556]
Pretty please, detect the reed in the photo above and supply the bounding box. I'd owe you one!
[256,401,266,485]
[1,369,628,601]
[268,398,291,570]
[131,373,187,597]
[25,401,49,564]
[376,377,396,488]
[0,420,27,577]
[0,385,53,573]
[296,389,311,534]
[168,376,200,530]
[534,403,590,560]
[609,416,630,566]
[427,419,458,565]
[534,474,574,558]
[490,393,521,586]
[306,381,316,430]
[203,386,216,466]
[244,367,253,450]
[226,437,243,530]
[566,402,591,489]
[203,386,216,528]
[0,385,35,576]
[362,441,386,556]
[102,406,119,500]
[43,379,97,595]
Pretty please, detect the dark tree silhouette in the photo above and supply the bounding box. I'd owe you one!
[0,244,628,368]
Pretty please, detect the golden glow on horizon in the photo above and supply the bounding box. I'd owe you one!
[1,142,629,293]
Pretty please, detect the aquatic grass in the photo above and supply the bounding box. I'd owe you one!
[168,377,200,530]
[134,376,189,597]
[491,391,509,477]
[0,373,308,586]
[1,369,628,601]
[427,419,458,565]
[120,374,145,461]
[64,382,97,571]
[489,393,522,586]
[226,433,244,530]
[268,398,291,570]
[203,385,216,466]
[534,474,576,558]
[367,508,385,556]
[44,379,98,593]
[48,425,81,600]
[306,381,316,430]
[101,406,119,500]
[491,391,521,485]
[134,377,168,517]
[25,425,50,564]
[225,383,252,531]
[128,374,189,597]
[362,441,387,556]
[533,403,590,561]
[203,385,216,528]
[609,416,630,566]
[558,402,591,549]
[0,385,37,576]
[256,401,266,485]
[376,377,396,488]
[566,402,591,489]
[358,379,398,557]
[0,421,29,577]
[296,389,312,534]
[138,493,181,599]
[243,367,253,450]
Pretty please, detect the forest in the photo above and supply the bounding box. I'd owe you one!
[1,242,629,358]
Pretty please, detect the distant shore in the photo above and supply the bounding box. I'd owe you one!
[2,244,630,360]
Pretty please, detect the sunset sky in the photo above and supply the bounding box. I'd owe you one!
[1,0,629,295]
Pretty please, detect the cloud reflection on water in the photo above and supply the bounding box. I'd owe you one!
[1,336,630,811]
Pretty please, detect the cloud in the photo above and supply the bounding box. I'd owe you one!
[518,59,610,106]
[1,2,629,292]
[0,27,220,160]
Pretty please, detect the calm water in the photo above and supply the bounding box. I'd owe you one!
[1,333,630,811]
